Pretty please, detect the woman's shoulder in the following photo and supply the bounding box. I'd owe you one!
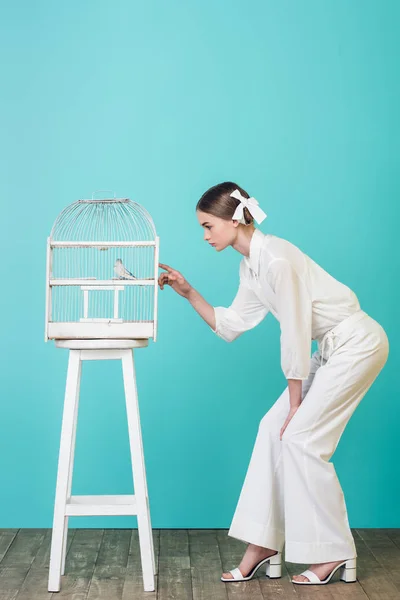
[260,233,304,260]
[259,233,311,276]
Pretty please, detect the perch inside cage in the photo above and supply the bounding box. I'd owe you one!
[45,193,159,341]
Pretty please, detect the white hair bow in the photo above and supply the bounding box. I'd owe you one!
[230,189,267,225]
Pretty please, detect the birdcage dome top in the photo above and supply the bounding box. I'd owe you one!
[50,196,157,242]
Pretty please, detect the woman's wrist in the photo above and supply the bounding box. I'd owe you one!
[287,379,303,408]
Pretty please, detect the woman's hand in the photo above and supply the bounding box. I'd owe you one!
[280,405,301,440]
[158,263,192,298]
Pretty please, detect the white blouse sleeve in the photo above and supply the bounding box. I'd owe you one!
[211,272,269,343]
[266,258,312,380]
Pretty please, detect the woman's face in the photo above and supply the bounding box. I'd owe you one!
[196,210,237,251]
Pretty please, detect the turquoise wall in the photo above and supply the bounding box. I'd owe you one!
[0,1,398,529]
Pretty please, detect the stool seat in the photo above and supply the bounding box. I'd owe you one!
[55,338,149,350]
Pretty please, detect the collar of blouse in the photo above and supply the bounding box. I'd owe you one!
[244,228,265,278]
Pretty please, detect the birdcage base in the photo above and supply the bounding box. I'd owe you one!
[48,321,154,340]
[55,339,148,350]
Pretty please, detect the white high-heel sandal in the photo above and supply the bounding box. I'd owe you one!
[221,551,282,582]
[292,558,357,585]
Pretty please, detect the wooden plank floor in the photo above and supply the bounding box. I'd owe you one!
[0,529,399,599]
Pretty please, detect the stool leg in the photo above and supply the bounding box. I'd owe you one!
[48,350,82,592]
[124,350,156,577]
[61,357,82,575]
[122,349,156,592]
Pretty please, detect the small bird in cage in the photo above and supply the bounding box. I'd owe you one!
[114,258,137,279]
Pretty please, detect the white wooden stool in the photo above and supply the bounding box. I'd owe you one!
[48,339,156,593]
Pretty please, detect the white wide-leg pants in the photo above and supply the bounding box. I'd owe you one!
[228,310,389,563]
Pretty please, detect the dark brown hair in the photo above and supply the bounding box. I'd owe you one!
[196,181,254,225]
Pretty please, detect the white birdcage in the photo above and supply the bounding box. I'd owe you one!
[45,191,160,341]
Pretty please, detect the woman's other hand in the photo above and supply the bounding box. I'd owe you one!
[158,263,192,298]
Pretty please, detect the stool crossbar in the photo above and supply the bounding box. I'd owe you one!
[48,339,156,593]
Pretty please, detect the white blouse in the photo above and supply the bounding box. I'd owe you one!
[211,228,361,380]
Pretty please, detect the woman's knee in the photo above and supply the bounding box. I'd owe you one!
[258,412,274,432]
[258,407,285,435]
[257,387,291,433]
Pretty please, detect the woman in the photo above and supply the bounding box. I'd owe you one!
[158,181,389,586]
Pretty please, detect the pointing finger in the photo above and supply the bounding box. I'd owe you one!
[159,263,173,272]
[160,263,181,278]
